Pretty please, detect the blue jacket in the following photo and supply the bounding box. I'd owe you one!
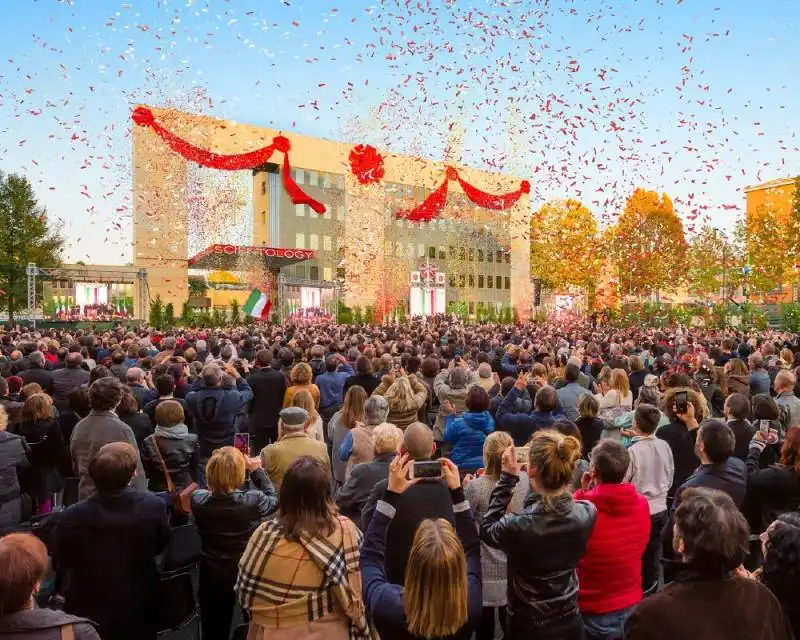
[444,411,495,470]
[186,378,253,454]
[497,387,557,446]
[316,363,354,410]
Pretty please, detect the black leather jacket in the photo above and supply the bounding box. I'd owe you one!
[480,473,596,632]
[141,431,199,492]
[191,469,278,581]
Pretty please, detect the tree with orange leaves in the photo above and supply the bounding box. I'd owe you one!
[607,188,687,298]
[529,199,600,291]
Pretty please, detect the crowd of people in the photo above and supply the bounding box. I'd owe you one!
[1,317,800,639]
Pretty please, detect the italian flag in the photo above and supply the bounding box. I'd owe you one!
[242,288,272,319]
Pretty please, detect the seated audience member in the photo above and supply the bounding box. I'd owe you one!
[16,393,63,515]
[464,431,530,640]
[52,443,170,640]
[0,405,29,531]
[744,425,800,535]
[723,392,755,460]
[339,395,392,477]
[625,403,674,591]
[575,440,650,639]
[480,429,597,639]
[0,533,100,639]
[361,421,455,584]
[624,488,792,640]
[70,376,146,500]
[443,386,495,473]
[141,399,199,493]
[260,406,329,490]
[360,454,482,640]
[336,422,402,529]
[236,456,369,638]
[496,372,560,446]
[575,393,604,459]
[192,446,278,640]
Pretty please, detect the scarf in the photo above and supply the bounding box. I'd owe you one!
[154,423,189,439]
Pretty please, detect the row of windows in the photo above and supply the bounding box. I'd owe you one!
[448,274,511,290]
[293,169,345,190]
[388,243,510,263]
[295,233,335,251]
[295,203,342,220]
[290,265,334,281]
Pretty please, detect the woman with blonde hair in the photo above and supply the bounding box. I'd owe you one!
[283,362,320,408]
[361,453,481,639]
[292,389,324,442]
[464,431,527,640]
[192,446,278,640]
[17,393,64,514]
[329,385,367,490]
[780,348,794,370]
[373,371,428,429]
[595,368,633,422]
[480,429,597,639]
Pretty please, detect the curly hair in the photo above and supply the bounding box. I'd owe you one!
[761,512,800,633]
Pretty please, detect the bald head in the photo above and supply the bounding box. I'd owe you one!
[126,367,144,383]
[65,352,84,369]
[403,422,435,461]
[775,369,796,394]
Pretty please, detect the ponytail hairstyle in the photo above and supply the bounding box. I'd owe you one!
[483,431,513,480]
[527,429,582,506]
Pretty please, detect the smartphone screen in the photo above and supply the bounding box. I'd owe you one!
[674,391,689,414]
[410,461,442,479]
[234,432,250,455]
[515,447,530,464]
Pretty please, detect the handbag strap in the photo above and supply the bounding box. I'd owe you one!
[152,437,176,494]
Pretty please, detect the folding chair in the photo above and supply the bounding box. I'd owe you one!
[157,569,199,638]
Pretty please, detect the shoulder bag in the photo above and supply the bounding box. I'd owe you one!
[152,438,199,515]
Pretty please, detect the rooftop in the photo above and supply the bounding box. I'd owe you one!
[743,177,796,193]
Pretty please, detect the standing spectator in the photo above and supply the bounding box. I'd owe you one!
[283,362,320,408]
[168,362,191,399]
[316,354,354,428]
[464,431,528,640]
[53,443,170,640]
[335,423,402,529]
[246,350,288,453]
[557,364,590,422]
[756,512,800,638]
[0,376,23,429]
[0,405,29,531]
[360,454,482,640]
[339,395,392,477]
[373,370,429,429]
[51,353,89,413]
[291,389,325,442]
[575,394,605,460]
[16,393,63,515]
[361,422,455,584]
[775,370,800,435]
[656,387,704,501]
[625,404,674,592]
[433,364,478,443]
[628,355,648,402]
[236,456,369,638]
[575,440,650,639]
[723,358,750,398]
[489,376,532,419]
[479,429,597,639]
[186,362,253,483]
[329,385,367,491]
[595,369,633,422]
[260,407,329,490]
[141,400,199,493]
[108,350,129,382]
[343,355,381,397]
[723,392,755,460]
[142,374,190,429]
[125,367,156,409]
[70,377,146,500]
[624,488,792,640]
[443,386,495,473]
[116,390,154,455]
[497,373,559,446]
[19,351,53,396]
[749,352,772,396]
[192,447,278,640]
[0,533,100,639]
[694,362,725,418]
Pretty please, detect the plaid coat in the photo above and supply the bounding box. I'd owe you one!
[236,514,371,640]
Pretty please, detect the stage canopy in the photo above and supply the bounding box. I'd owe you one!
[188,244,316,271]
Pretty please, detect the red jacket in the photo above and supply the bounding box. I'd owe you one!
[574,483,651,615]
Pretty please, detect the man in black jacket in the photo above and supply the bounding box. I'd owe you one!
[246,350,288,454]
[723,392,755,461]
[19,351,54,395]
[361,421,453,583]
[343,355,380,397]
[52,442,170,640]
[51,353,90,413]
[656,392,701,502]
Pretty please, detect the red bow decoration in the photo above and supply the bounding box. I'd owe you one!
[131,106,325,215]
[348,144,385,185]
[397,165,530,222]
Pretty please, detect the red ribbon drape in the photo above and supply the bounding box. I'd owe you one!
[395,165,530,221]
[131,106,326,215]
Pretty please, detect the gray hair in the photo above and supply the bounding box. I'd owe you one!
[567,356,582,368]
[28,351,45,367]
[202,363,222,387]
[126,367,144,383]
[637,385,660,407]
[450,367,468,389]
[364,395,390,426]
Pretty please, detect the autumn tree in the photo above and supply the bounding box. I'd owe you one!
[686,225,745,302]
[746,203,788,296]
[607,188,687,298]
[0,172,64,323]
[529,199,599,291]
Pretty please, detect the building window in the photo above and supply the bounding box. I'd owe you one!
[505,276,511,290]
[336,266,345,279]
[477,249,484,262]
[449,275,457,287]
[468,248,474,262]
[428,246,437,259]
[295,168,305,184]
[487,275,493,289]
[322,172,331,188]
[496,275,502,290]
[323,267,333,281]
[396,241,404,256]
[337,205,345,220]
[459,274,466,288]
[309,234,319,250]
[323,235,332,251]
[495,250,502,263]
[296,265,306,278]
[487,251,493,263]
[295,233,305,249]
[478,275,484,288]
[308,170,318,185]
[336,175,345,189]
[459,247,466,261]
[310,266,319,280]
[438,246,446,260]
[295,204,305,217]
[449,246,456,259]
[505,253,511,264]
[418,244,425,258]
[469,274,475,288]
[260,179,266,196]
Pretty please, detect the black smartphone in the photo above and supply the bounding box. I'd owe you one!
[409,461,442,479]
[674,391,689,414]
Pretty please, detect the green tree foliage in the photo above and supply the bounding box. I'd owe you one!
[0,172,65,322]
[163,302,175,326]
[180,301,193,325]
[229,299,241,325]
[149,295,164,328]
[746,204,787,295]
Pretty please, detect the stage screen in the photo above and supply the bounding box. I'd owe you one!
[75,283,109,308]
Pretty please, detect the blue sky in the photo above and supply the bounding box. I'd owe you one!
[1,0,798,263]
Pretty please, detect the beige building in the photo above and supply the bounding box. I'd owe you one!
[132,105,533,319]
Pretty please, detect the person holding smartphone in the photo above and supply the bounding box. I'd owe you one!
[656,387,705,503]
